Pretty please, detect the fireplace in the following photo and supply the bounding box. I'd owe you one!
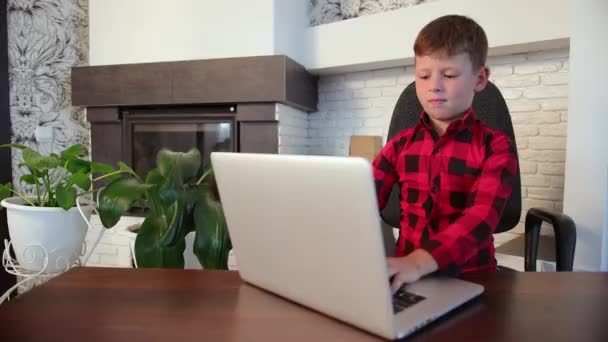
[125,105,235,177]
[71,55,317,171]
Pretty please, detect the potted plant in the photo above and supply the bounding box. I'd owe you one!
[96,148,231,269]
[0,143,230,272]
[0,143,137,273]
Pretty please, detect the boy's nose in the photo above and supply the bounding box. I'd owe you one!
[429,84,442,93]
[429,76,443,92]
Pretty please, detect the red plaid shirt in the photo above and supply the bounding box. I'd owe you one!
[373,108,518,275]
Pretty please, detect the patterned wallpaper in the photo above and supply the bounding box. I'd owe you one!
[7,0,89,191]
[309,0,432,26]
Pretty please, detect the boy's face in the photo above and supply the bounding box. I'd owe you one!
[414,52,489,128]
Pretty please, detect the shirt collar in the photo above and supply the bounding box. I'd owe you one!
[419,107,476,134]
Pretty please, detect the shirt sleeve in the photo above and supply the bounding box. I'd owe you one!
[420,133,518,270]
[371,134,405,210]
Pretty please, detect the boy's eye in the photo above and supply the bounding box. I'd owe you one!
[418,75,430,80]
[444,74,458,79]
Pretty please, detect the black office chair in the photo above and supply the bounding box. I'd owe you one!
[381,81,576,271]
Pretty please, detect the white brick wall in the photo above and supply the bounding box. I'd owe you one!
[311,67,414,155]
[277,103,309,155]
[311,48,570,234]
[490,48,569,232]
[83,215,142,268]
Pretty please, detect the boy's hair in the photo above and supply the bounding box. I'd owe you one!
[414,15,488,70]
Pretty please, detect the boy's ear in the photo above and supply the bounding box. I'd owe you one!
[474,66,490,92]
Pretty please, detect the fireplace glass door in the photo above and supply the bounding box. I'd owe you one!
[131,121,234,177]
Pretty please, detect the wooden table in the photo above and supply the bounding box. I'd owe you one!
[0,267,607,341]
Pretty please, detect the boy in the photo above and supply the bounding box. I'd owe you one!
[372,15,518,293]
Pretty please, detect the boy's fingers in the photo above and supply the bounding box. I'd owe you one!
[386,258,399,276]
[390,276,403,294]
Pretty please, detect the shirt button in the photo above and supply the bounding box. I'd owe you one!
[433,147,440,154]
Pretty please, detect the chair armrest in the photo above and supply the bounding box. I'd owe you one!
[524,208,576,272]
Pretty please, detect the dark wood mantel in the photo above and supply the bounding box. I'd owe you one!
[71,55,318,168]
[72,55,317,112]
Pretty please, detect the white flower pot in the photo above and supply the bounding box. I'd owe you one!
[1,197,93,273]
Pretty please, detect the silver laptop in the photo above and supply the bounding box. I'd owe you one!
[211,152,484,340]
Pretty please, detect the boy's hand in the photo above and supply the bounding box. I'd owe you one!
[387,249,439,294]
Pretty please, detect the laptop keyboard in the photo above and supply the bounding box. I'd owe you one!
[392,286,426,314]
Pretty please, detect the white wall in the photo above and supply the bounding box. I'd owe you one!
[563,0,608,271]
[89,0,275,66]
[304,0,571,74]
[273,0,309,67]
[604,171,608,270]
[90,0,570,74]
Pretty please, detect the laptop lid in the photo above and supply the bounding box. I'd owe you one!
[211,152,396,338]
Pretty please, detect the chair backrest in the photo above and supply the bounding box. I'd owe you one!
[381,81,521,234]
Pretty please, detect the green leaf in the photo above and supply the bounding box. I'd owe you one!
[145,168,164,187]
[20,174,37,185]
[154,149,200,207]
[91,162,115,175]
[157,148,201,184]
[134,214,185,268]
[118,162,137,176]
[158,183,180,207]
[0,183,12,202]
[181,188,199,235]
[97,177,153,228]
[91,162,120,182]
[65,159,91,175]
[159,195,196,248]
[158,200,181,247]
[22,148,59,172]
[141,169,163,214]
[0,143,28,150]
[56,184,77,210]
[60,144,88,160]
[193,186,231,269]
[69,171,91,191]
[154,168,179,207]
